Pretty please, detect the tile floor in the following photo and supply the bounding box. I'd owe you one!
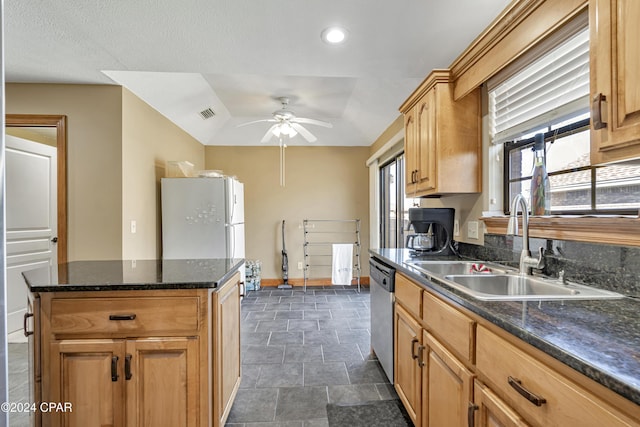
[227,285,397,427]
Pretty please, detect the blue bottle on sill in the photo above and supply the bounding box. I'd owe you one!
[530,133,550,216]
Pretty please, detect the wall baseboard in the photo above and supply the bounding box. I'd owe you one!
[259,277,370,287]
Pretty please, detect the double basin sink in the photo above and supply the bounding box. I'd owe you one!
[403,260,623,301]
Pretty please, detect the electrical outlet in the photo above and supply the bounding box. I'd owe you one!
[297,261,303,270]
[454,220,460,236]
[468,221,479,239]
[130,220,137,234]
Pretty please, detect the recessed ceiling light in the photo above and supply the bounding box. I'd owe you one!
[321,27,348,45]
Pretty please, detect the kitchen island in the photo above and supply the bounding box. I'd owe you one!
[371,248,640,426]
[22,258,244,427]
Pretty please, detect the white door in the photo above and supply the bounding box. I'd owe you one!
[5,135,57,334]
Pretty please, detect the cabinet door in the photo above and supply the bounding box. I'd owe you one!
[474,380,529,427]
[591,0,640,162]
[49,339,126,427]
[214,274,242,425]
[416,89,436,193]
[126,337,199,427]
[423,332,474,427]
[405,107,419,195]
[394,304,422,426]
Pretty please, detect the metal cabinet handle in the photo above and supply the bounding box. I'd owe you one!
[23,313,34,337]
[109,314,137,321]
[468,402,479,427]
[508,376,546,406]
[125,354,132,380]
[411,338,419,360]
[111,356,119,382]
[592,93,607,130]
[417,345,425,367]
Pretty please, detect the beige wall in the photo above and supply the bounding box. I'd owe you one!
[121,89,205,260]
[6,83,124,261]
[6,83,206,261]
[205,146,370,280]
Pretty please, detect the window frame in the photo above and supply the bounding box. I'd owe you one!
[503,117,640,216]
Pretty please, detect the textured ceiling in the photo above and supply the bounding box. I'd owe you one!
[5,0,512,146]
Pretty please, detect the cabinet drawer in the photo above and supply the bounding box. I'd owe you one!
[50,297,200,336]
[476,326,634,427]
[395,273,422,318]
[423,292,474,364]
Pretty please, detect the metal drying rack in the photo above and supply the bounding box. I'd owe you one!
[302,219,361,292]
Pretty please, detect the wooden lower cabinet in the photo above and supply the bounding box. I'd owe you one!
[423,331,474,427]
[473,380,529,427]
[394,304,423,426]
[49,337,198,427]
[50,339,126,426]
[126,338,199,427]
[36,271,242,427]
[476,325,638,427]
[393,274,640,427]
[213,274,242,425]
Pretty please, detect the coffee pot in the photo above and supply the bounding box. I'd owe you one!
[406,224,434,250]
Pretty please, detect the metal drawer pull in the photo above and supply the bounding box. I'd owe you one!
[23,313,34,337]
[125,354,133,380]
[468,402,479,427]
[592,93,607,130]
[111,356,119,382]
[411,338,419,360]
[417,345,425,367]
[109,314,137,321]
[508,376,546,406]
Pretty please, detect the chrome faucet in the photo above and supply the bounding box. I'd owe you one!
[506,193,545,275]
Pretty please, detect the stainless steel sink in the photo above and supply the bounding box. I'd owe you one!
[403,260,514,277]
[442,274,624,301]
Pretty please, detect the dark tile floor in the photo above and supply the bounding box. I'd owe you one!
[227,285,396,427]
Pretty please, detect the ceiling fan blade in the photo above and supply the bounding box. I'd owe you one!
[291,123,317,142]
[237,119,277,128]
[261,124,279,143]
[292,117,333,128]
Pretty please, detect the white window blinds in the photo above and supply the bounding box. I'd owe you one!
[489,26,589,144]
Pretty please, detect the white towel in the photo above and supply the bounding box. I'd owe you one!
[332,244,353,286]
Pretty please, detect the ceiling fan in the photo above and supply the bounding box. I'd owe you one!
[238,97,333,143]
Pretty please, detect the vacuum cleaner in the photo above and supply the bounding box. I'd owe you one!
[277,220,292,289]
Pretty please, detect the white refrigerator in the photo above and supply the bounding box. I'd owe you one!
[161,177,245,262]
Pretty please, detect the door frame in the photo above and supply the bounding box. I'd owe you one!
[5,114,67,264]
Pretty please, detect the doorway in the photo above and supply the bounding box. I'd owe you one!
[6,114,67,264]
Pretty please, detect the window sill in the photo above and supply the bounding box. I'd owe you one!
[480,215,640,247]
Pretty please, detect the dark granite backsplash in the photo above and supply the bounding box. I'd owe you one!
[459,234,640,298]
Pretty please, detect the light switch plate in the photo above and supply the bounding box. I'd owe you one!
[454,220,460,236]
[468,221,479,239]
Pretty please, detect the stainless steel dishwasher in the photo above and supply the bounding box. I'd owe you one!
[369,257,396,383]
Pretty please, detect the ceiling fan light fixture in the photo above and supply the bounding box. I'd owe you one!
[272,122,297,138]
[321,26,348,44]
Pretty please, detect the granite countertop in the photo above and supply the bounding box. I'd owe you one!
[370,248,640,407]
[22,258,245,292]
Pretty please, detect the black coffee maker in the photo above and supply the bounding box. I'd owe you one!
[406,208,455,256]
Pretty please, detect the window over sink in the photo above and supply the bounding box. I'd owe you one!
[489,20,640,215]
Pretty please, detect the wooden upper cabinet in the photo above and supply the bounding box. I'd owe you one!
[590,0,640,163]
[400,69,481,197]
